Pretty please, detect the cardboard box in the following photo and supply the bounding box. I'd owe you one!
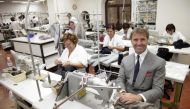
[3,67,26,83]
[7,70,26,83]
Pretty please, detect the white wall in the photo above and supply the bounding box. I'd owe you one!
[47,0,75,24]
[77,0,102,17]
[0,2,47,23]
[47,0,57,24]
[156,0,190,42]
[47,0,105,24]
[47,0,190,42]
[55,0,75,13]
[0,3,47,13]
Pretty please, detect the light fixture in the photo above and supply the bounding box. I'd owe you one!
[0,1,5,2]
[33,0,45,3]
[34,0,45,2]
[12,0,45,4]
[108,0,115,4]
[12,1,28,4]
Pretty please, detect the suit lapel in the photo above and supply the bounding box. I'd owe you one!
[128,54,135,84]
[135,52,152,87]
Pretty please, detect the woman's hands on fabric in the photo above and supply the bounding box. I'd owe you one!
[62,61,72,67]
[108,45,115,49]
[55,59,62,65]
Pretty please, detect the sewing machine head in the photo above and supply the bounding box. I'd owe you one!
[10,50,42,73]
[55,71,121,108]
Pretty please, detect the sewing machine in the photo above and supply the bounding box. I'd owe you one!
[53,71,121,109]
[10,50,43,73]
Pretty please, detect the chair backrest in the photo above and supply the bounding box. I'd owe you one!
[156,47,170,61]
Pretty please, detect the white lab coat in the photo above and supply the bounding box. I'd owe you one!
[59,44,89,67]
[9,21,22,30]
[103,34,124,54]
[163,31,186,44]
[118,27,133,40]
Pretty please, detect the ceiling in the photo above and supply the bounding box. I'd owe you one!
[1,0,45,1]
[0,0,46,3]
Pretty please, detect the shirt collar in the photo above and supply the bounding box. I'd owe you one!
[135,48,148,62]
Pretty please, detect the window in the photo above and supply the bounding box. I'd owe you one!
[105,0,131,30]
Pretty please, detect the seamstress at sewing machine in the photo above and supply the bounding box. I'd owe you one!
[118,23,133,40]
[88,24,125,74]
[9,16,22,31]
[55,33,89,78]
[102,23,125,54]
[116,28,166,108]
[162,23,186,45]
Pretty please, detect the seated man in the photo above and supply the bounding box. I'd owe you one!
[163,23,186,44]
[117,28,166,108]
[55,33,89,78]
[88,24,125,74]
[102,23,125,54]
[119,23,133,40]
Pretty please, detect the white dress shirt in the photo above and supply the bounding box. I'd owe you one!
[59,44,89,67]
[134,49,148,67]
[163,31,186,44]
[103,34,124,54]
[118,28,133,40]
[9,21,22,30]
[134,49,148,102]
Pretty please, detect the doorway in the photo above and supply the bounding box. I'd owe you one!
[105,0,131,30]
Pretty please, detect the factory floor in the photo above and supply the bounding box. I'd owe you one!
[0,45,190,109]
[0,46,16,109]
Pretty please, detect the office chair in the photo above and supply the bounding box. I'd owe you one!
[157,47,174,100]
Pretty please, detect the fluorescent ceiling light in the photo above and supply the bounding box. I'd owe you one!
[33,0,44,3]
[34,0,46,2]
[12,0,45,4]
[0,1,5,2]
[12,1,28,3]
[108,0,115,3]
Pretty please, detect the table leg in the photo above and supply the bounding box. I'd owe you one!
[172,82,183,109]
[162,82,183,109]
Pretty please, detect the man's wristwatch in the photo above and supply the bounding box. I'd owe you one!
[119,90,126,93]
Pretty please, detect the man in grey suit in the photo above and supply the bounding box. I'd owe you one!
[117,28,166,108]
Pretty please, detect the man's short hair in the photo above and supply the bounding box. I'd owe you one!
[122,23,130,30]
[130,28,149,39]
[106,23,115,30]
[166,23,175,32]
[62,33,78,45]
[10,17,15,21]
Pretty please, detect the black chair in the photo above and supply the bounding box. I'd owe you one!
[157,47,174,100]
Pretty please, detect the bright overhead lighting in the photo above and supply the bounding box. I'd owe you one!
[12,1,28,4]
[12,0,45,4]
[0,1,5,2]
[34,0,45,2]
[108,0,115,4]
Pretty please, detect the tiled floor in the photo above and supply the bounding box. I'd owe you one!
[0,46,190,109]
[0,47,16,109]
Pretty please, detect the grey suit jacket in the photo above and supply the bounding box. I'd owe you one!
[117,51,166,104]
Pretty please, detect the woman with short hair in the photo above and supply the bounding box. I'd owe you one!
[55,33,89,78]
